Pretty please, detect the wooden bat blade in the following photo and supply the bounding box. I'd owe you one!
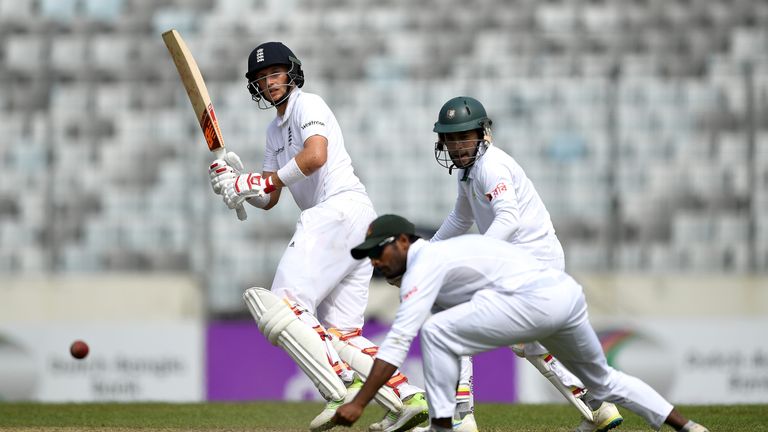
[162,29,225,153]
[162,29,247,221]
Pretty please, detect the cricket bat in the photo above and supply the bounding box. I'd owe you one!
[162,28,247,221]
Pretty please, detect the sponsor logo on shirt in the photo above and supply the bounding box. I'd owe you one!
[275,146,285,155]
[301,120,325,129]
[486,182,508,201]
[403,286,419,301]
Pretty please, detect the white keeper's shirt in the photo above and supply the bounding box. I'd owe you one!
[375,236,568,368]
[262,88,367,210]
[431,144,563,264]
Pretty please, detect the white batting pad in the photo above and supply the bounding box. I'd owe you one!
[331,336,404,413]
[243,287,347,402]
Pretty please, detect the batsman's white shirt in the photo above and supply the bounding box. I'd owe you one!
[431,144,564,267]
[262,88,375,331]
[263,88,366,210]
[377,236,674,428]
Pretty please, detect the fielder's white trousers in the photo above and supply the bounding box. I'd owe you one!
[421,275,674,430]
[457,254,586,400]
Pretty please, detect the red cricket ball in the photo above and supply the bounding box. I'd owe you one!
[70,340,89,359]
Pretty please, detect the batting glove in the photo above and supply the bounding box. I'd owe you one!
[209,151,244,195]
[222,172,275,209]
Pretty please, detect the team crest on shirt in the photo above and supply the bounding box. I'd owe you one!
[446,109,455,119]
[486,182,508,201]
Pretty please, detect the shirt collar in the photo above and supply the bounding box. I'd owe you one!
[406,238,427,266]
[277,87,302,126]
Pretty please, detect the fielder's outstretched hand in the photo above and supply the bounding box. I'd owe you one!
[332,401,364,427]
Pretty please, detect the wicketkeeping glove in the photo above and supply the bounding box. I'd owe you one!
[222,173,276,209]
[209,151,244,195]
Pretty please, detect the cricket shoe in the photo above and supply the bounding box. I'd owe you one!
[368,392,429,432]
[686,423,709,432]
[453,413,478,432]
[309,376,364,432]
[410,412,478,432]
[574,402,623,432]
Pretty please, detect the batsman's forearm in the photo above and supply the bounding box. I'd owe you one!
[352,359,398,406]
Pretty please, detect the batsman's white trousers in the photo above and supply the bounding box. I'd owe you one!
[421,275,674,430]
[272,191,376,331]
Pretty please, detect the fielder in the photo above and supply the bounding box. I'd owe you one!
[427,95,620,432]
[209,41,427,432]
[333,214,710,432]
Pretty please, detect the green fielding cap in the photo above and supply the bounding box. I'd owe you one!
[351,214,415,259]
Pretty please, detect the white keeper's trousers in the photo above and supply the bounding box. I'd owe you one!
[421,275,674,430]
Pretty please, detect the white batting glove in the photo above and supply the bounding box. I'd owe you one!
[222,172,275,209]
[208,151,244,195]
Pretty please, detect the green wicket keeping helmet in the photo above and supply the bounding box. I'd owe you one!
[433,96,491,134]
[433,96,493,173]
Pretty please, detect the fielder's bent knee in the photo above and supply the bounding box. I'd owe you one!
[420,317,452,348]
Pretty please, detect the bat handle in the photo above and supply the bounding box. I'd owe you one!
[235,205,248,221]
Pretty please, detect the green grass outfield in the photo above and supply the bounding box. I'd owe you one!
[1,402,766,431]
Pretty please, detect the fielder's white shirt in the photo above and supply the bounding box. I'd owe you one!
[263,89,367,210]
[375,236,566,368]
[431,144,563,263]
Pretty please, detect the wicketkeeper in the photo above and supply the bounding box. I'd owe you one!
[427,95,621,432]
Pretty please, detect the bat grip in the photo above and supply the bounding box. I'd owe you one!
[236,205,248,221]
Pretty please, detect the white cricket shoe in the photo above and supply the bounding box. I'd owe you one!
[309,376,363,432]
[368,392,429,432]
[686,423,709,432]
[574,402,623,432]
[411,413,477,432]
[453,413,478,432]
